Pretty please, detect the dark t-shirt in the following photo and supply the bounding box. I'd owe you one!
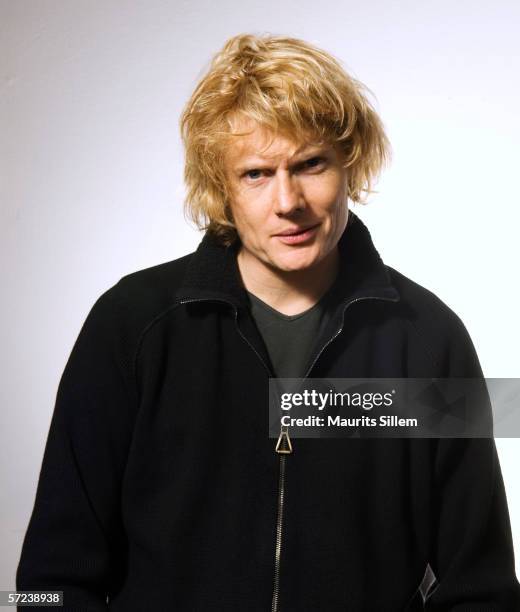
[246,287,337,378]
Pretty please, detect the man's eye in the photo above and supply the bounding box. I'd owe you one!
[245,169,263,180]
[242,158,325,181]
[303,156,325,169]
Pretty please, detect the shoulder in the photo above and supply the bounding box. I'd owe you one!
[385,266,481,376]
[82,251,195,349]
[113,251,193,309]
[386,265,463,328]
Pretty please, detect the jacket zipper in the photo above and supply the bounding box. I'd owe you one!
[271,294,398,612]
[179,294,398,612]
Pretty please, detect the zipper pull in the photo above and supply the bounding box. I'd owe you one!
[275,429,293,454]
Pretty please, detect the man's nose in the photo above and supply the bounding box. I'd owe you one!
[273,171,304,215]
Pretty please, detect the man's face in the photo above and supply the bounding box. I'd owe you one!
[223,119,349,275]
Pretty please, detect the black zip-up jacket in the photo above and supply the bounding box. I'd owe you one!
[17,212,520,610]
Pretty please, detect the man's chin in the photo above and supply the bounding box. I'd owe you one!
[269,252,318,274]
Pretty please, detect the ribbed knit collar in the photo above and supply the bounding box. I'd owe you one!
[174,211,400,308]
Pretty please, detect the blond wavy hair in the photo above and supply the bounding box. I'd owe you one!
[180,33,391,245]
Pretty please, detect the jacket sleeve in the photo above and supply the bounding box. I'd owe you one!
[424,314,520,610]
[16,284,137,610]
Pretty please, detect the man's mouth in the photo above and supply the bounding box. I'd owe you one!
[274,223,320,236]
[274,223,320,244]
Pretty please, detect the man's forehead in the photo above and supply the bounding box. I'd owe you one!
[224,120,323,164]
[232,137,312,160]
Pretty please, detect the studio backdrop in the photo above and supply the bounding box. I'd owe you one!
[1,0,519,593]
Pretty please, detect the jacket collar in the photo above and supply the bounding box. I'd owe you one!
[174,210,400,308]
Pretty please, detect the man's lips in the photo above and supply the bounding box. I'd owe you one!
[273,223,321,245]
[273,223,320,236]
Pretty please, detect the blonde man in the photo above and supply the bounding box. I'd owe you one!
[17,34,520,611]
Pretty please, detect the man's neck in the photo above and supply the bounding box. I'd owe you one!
[237,246,340,316]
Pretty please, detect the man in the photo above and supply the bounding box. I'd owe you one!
[17,34,520,610]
